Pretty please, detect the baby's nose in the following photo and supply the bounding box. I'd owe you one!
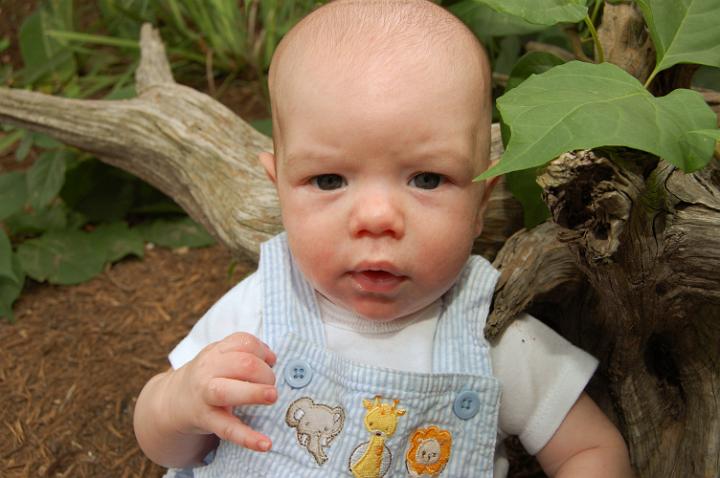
[348,190,405,239]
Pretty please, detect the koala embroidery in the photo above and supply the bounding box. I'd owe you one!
[285,397,346,465]
[405,426,452,477]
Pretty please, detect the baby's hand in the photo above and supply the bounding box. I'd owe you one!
[165,332,278,452]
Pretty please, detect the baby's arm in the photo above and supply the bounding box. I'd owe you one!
[133,332,278,468]
[535,393,634,477]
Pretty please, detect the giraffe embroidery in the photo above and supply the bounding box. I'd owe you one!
[348,395,406,478]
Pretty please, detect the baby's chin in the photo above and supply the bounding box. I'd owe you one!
[348,298,436,323]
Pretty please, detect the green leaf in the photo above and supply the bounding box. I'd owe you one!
[32,132,64,149]
[503,51,567,146]
[15,132,33,161]
[467,0,588,26]
[505,51,567,93]
[479,61,718,179]
[450,1,548,38]
[250,118,273,137]
[494,36,522,75]
[18,5,76,84]
[26,150,67,209]
[0,171,28,221]
[0,130,24,155]
[688,129,720,141]
[92,222,145,262]
[136,217,215,249]
[506,168,551,228]
[17,229,106,285]
[501,53,565,229]
[0,36,9,54]
[0,230,19,284]
[693,66,720,90]
[4,203,69,235]
[0,229,24,320]
[637,0,720,84]
[0,253,25,322]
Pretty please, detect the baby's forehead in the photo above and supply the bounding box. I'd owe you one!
[270,0,490,99]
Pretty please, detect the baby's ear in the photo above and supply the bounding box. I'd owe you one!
[258,151,278,184]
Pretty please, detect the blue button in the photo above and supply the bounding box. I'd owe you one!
[453,390,480,420]
[284,359,313,389]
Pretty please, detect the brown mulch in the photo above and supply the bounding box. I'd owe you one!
[0,244,255,477]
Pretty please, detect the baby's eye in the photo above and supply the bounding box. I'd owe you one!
[310,174,346,190]
[410,172,444,190]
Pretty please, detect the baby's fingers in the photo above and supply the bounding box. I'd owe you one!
[205,408,272,452]
[206,377,277,408]
[218,332,277,366]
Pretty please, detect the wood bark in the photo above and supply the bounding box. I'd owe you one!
[1,9,719,476]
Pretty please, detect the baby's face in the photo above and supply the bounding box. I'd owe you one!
[262,54,493,321]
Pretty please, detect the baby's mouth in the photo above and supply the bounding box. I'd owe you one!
[351,269,407,293]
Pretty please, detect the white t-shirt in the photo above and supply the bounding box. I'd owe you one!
[170,271,597,476]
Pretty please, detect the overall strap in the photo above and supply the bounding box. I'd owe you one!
[259,233,325,347]
[432,255,499,376]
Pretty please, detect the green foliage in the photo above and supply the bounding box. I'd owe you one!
[502,52,567,228]
[0,171,28,221]
[480,61,718,179]
[462,0,588,26]
[0,230,25,322]
[637,0,720,86]
[27,150,67,209]
[450,1,548,38]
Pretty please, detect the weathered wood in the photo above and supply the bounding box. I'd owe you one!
[532,147,720,476]
[597,2,654,84]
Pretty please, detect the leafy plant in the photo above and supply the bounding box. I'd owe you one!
[453,0,720,229]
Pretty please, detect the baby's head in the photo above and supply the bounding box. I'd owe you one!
[259,0,496,321]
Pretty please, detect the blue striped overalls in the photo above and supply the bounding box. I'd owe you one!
[175,232,501,477]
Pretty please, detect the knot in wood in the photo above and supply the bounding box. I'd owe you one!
[538,150,638,264]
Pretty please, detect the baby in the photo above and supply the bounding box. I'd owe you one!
[134,1,634,477]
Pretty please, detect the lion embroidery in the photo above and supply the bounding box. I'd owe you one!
[405,426,452,477]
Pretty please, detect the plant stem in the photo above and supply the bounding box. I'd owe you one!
[583,15,604,63]
[590,0,603,25]
[644,68,659,89]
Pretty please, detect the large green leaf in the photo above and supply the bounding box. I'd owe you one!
[93,222,145,262]
[0,171,28,221]
[26,150,67,209]
[450,1,548,38]
[17,229,106,285]
[466,0,588,26]
[637,0,720,82]
[479,61,718,179]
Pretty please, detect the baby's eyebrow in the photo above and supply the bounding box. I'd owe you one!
[284,151,341,169]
